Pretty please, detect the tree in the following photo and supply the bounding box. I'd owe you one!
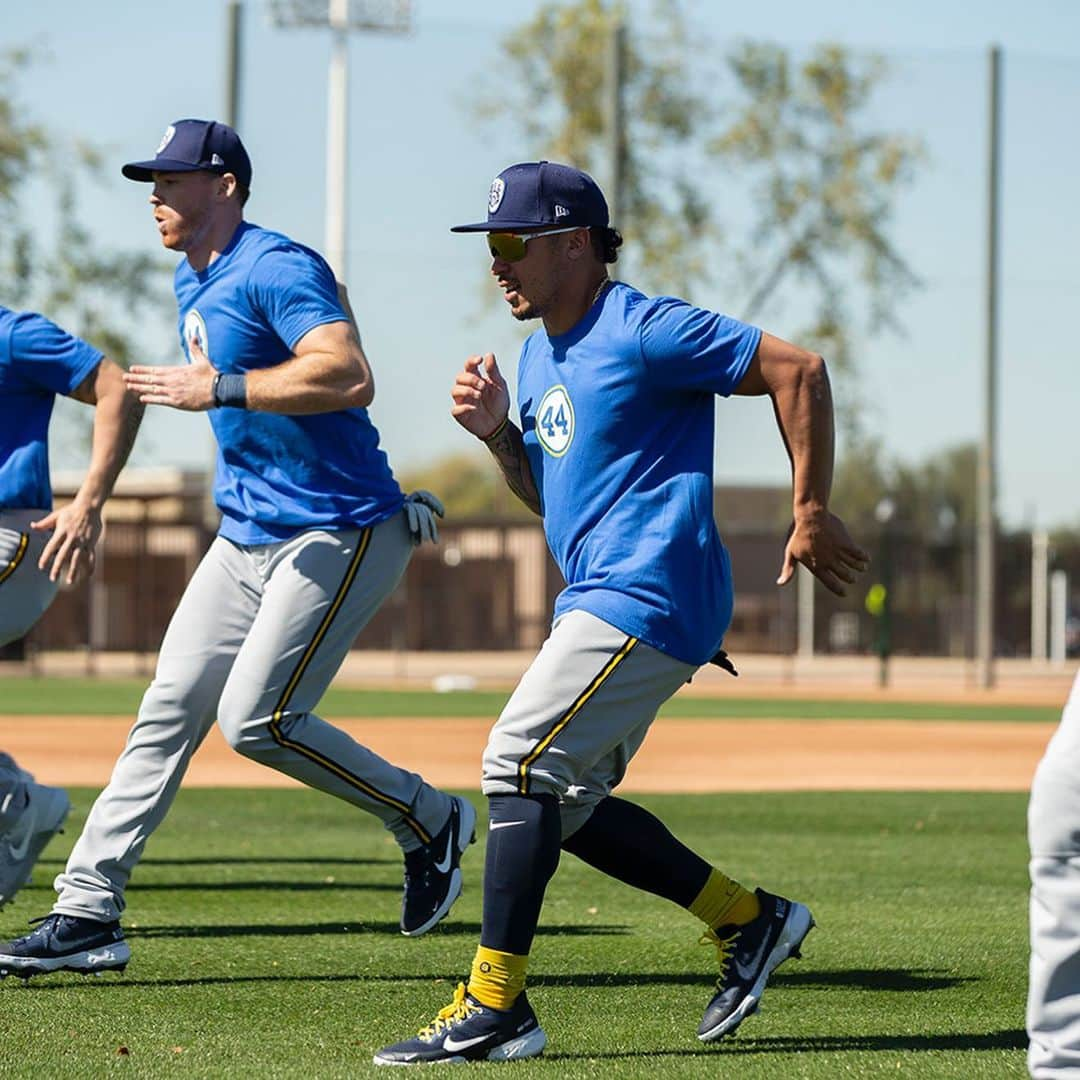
[832,439,976,537]
[0,49,169,464]
[474,0,713,299]
[0,49,167,368]
[711,42,922,442]
[471,2,923,443]
[0,50,48,308]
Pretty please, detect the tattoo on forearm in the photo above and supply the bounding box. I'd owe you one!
[485,423,541,515]
[117,401,145,470]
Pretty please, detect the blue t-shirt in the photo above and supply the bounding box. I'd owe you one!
[173,222,403,545]
[0,308,103,509]
[517,282,761,665]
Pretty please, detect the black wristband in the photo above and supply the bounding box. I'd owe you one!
[212,372,247,409]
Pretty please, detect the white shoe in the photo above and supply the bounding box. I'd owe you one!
[0,783,71,908]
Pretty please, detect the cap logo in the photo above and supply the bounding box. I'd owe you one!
[554,204,569,218]
[488,178,505,213]
[211,153,224,167]
[156,125,176,155]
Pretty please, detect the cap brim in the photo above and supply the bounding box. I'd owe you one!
[451,221,503,233]
[450,220,590,233]
[121,158,217,182]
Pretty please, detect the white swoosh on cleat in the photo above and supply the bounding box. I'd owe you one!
[489,821,526,831]
[443,1033,491,1053]
[434,831,455,874]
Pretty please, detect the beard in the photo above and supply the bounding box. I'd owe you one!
[511,303,542,322]
[507,288,550,323]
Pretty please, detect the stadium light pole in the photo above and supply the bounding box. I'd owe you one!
[225,1,244,130]
[603,11,625,229]
[975,45,1002,690]
[268,1,413,281]
[204,0,247,532]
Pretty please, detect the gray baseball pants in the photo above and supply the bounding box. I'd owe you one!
[53,509,451,922]
[482,609,696,839]
[1030,669,1080,1077]
[0,509,60,831]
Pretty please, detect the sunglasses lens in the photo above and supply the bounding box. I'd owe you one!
[488,233,527,262]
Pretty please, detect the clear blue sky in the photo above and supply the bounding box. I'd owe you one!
[9,0,1080,529]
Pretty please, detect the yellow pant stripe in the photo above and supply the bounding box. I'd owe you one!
[516,635,639,795]
[267,528,431,844]
[0,533,29,587]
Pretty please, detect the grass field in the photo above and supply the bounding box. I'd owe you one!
[0,788,1027,1078]
[0,676,1061,722]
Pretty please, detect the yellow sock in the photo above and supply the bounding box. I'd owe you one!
[688,868,760,929]
[468,945,529,1011]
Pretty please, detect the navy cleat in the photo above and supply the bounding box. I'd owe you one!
[0,913,130,978]
[697,888,814,1042]
[400,795,476,937]
[373,982,547,1065]
[0,782,70,909]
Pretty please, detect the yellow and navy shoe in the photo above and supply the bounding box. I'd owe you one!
[697,888,814,1042]
[0,913,129,978]
[400,795,476,937]
[373,982,547,1065]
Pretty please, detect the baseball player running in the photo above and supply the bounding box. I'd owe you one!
[374,161,869,1065]
[0,119,473,979]
[1029,672,1080,1075]
[0,305,143,910]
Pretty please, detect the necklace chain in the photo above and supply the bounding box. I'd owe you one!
[590,276,610,308]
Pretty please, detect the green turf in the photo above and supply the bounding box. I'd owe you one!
[0,675,1061,722]
[1,789,1027,1077]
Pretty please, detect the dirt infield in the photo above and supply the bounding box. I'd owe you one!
[2,714,1055,792]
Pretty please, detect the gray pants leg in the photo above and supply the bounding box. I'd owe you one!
[1029,670,1080,1077]
[1,510,60,830]
[482,609,695,839]
[213,517,448,844]
[55,512,450,922]
[0,509,59,647]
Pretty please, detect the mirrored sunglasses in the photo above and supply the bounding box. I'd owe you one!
[487,226,581,262]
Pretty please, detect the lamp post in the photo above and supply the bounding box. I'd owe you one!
[1032,529,1050,663]
[975,44,1002,690]
[868,497,897,688]
[268,1,413,281]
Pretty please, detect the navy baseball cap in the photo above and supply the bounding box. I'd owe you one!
[122,119,253,189]
[451,161,609,233]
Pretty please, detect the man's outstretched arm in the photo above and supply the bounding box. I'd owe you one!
[33,358,144,584]
[734,332,869,595]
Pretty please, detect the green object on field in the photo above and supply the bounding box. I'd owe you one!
[0,787,1027,1077]
[865,583,888,617]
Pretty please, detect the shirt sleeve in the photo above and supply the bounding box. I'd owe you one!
[639,296,761,397]
[10,312,103,395]
[246,244,349,351]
